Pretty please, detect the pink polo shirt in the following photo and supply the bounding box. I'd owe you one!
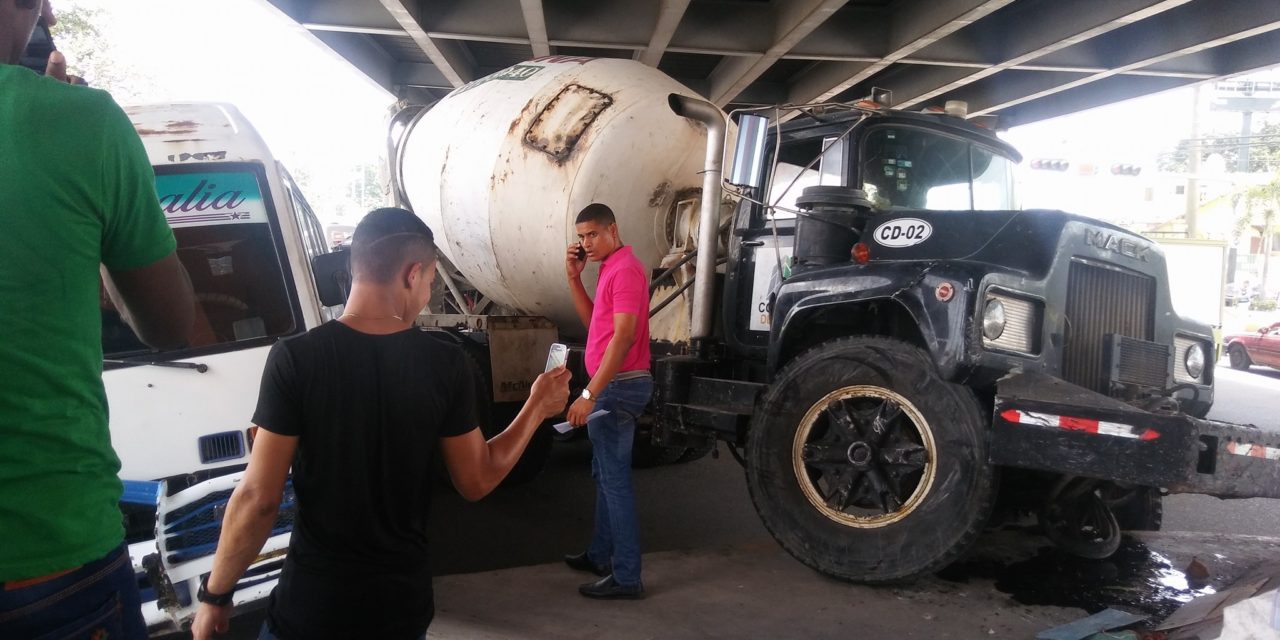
[585,245,651,377]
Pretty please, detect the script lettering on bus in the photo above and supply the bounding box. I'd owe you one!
[158,180,248,214]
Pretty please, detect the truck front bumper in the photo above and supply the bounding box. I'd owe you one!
[991,373,1280,499]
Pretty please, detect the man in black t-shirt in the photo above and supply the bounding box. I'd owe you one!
[192,208,570,640]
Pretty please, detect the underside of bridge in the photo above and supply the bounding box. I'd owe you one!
[261,0,1280,126]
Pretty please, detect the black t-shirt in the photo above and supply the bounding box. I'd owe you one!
[252,321,477,640]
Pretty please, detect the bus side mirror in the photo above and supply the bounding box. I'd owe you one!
[728,113,769,189]
[311,250,351,307]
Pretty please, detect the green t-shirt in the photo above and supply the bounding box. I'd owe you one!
[0,66,176,580]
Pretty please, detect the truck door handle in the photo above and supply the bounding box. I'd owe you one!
[742,240,765,247]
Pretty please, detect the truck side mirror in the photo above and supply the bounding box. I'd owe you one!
[311,250,352,307]
[728,113,769,189]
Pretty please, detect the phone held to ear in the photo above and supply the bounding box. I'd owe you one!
[20,18,54,76]
[576,244,587,262]
[545,343,568,371]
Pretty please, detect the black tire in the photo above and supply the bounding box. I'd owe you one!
[746,336,996,583]
[675,440,715,464]
[463,344,551,486]
[486,401,554,485]
[1110,486,1163,532]
[1228,344,1252,371]
[632,419,686,468]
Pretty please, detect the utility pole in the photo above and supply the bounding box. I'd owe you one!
[1185,85,1201,239]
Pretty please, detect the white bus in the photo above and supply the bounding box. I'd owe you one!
[107,103,333,632]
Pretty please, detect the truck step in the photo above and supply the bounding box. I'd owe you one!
[665,403,753,444]
[688,377,765,415]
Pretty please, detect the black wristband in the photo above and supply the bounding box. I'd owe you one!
[197,575,235,606]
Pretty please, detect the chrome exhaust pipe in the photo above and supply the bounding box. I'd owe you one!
[667,94,726,341]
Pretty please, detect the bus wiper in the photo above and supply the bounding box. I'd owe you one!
[104,358,209,373]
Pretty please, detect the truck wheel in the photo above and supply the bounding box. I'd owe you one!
[632,418,686,468]
[746,336,996,583]
[675,440,715,464]
[1105,485,1162,532]
[463,347,551,486]
[1228,344,1252,370]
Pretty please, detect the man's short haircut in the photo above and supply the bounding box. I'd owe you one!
[350,207,438,283]
[575,203,616,226]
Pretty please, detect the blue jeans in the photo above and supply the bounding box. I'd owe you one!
[585,375,653,587]
[258,623,426,640]
[0,544,145,640]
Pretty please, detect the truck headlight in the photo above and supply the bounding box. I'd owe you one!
[1184,342,1205,379]
[981,293,1041,354]
[982,299,1006,340]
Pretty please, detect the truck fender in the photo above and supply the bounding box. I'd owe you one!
[769,286,958,378]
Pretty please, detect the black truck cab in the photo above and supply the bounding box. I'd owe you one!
[655,104,1276,584]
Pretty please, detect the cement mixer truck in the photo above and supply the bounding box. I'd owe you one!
[343,56,1280,583]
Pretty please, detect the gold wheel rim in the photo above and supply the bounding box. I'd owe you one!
[791,385,937,529]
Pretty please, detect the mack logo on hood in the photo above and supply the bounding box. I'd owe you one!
[1085,229,1150,262]
[873,218,932,248]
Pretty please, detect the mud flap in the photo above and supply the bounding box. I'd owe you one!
[148,472,295,629]
[990,373,1280,499]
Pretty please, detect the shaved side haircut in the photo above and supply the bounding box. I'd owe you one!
[350,207,438,283]
[575,203,616,226]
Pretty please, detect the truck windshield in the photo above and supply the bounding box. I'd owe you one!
[103,167,297,357]
[859,126,1015,211]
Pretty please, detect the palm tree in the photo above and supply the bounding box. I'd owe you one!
[1245,175,1280,297]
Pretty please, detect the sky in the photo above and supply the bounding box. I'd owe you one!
[53,0,394,227]
[45,0,1280,231]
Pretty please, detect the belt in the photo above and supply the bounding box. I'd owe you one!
[613,370,652,382]
[2,566,80,591]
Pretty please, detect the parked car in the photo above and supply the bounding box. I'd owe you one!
[1224,321,1280,370]
[1225,282,1257,307]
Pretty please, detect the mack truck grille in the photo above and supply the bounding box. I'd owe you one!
[1062,260,1156,393]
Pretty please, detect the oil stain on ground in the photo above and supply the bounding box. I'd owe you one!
[938,536,1216,621]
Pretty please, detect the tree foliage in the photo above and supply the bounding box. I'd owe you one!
[1158,121,1280,174]
[48,3,154,103]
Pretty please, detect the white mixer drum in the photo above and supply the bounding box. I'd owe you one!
[399,57,711,334]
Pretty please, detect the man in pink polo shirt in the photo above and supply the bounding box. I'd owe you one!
[563,203,652,599]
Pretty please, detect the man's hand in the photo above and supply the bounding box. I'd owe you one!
[191,603,232,640]
[567,396,595,428]
[43,50,85,85]
[530,367,571,419]
[565,243,586,280]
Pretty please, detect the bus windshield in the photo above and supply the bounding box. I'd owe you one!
[103,167,297,357]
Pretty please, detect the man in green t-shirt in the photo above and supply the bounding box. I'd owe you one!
[0,2,194,638]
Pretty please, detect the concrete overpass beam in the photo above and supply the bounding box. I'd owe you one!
[707,0,850,106]
[639,0,693,67]
[378,0,475,87]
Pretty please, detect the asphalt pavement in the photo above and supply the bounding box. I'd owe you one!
[164,364,1280,638]
[1163,365,1280,538]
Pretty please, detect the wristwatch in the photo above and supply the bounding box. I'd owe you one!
[581,388,595,402]
[197,575,235,606]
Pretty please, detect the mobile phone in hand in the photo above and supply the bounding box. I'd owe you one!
[575,244,587,262]
[545,343,568,371]
[19,18,54,76]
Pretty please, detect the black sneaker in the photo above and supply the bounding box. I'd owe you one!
[563,552,610,577]
[579,575,645,600]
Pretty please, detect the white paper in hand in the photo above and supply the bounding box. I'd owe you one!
[553,409,609,433]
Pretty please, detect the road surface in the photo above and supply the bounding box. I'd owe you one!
[160,364,1280,638]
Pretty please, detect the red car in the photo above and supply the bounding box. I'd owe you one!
[1224,321,1280,370]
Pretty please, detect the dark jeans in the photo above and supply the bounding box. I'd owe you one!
[0,544,145,640]
[258,623,426,640]
[585,375,653,587]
